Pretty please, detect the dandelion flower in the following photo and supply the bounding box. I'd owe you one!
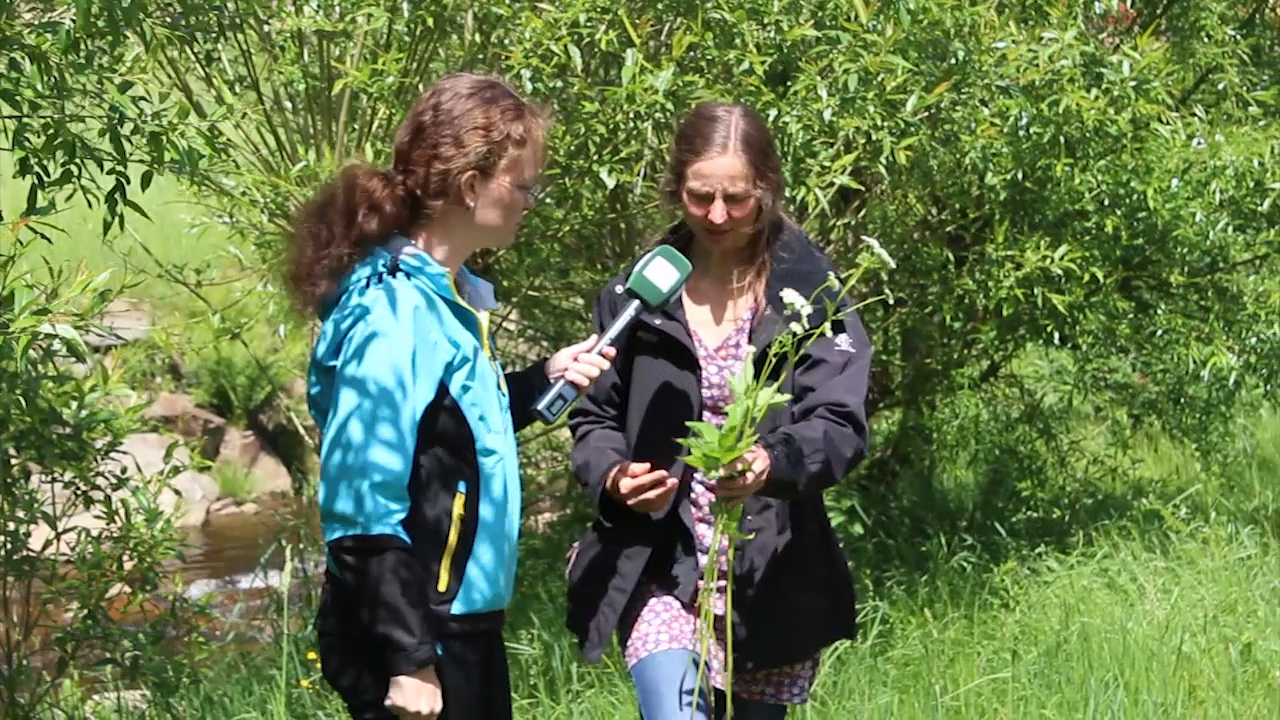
[306,651,318,661]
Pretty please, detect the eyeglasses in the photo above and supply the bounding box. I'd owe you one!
[682,187,757,217]
[493,176,545,202]
[517,183,545,202]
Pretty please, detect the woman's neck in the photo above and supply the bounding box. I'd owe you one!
[409,218,475,275]
[688,241,755,296]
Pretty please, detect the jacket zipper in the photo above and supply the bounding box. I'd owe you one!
[449,281,507,395]
[437,480,467,593]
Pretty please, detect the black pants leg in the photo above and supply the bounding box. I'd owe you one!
[435,630,512,719]
[319,630,512,720]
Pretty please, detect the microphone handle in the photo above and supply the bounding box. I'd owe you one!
[532,297,643,425]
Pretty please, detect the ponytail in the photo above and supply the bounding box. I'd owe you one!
[286,163,416,315]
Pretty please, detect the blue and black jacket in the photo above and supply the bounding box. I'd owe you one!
[306,237,552,676]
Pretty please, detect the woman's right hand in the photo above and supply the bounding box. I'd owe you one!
[606,461,678,513]
[384,665,444,719]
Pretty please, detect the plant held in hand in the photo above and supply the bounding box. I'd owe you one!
[676,238,895,717]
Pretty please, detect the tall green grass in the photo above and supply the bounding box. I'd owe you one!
[75,409,1277,720]
[106,512,1279,719]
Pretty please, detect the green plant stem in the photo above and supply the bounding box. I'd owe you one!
[692,500,744,719]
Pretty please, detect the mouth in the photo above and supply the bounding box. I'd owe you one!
[703,226,734,237]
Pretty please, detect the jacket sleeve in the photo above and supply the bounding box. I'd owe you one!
[316,294,441,676]
[504,357,553,432]
[566,288,634,524]
[755,307,873,500]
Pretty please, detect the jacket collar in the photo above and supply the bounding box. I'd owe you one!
[382,235,501,311]
[636,219,841,352]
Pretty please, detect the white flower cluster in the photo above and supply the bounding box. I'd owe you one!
[860,235,898,269]
[780,287,814,334]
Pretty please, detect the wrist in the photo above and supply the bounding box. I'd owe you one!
[408,664,439,682]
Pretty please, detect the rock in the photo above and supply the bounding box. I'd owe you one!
[29,470,76,514]
[208,498,262,517]
[219,429,294,496]
[84,298,152,350]
[26,512,109,557]
[24,432,218,558]
[86,688,150,716]
[143,392,229,461]
[171,469,219,506]
[106,432,192,478]
[156,484,211,529]
[178,499,211,528]
[208,497,239,515]
[107,432,218,507]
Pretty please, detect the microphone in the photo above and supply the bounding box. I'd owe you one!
[533,244,693,425]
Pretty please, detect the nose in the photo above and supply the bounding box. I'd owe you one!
[707,197,729,224]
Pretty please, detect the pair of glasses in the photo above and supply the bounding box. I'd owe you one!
[495,177,545,202]
[682,188,757,216]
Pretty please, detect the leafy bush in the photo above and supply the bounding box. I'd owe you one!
[121,0,1277,495]
[0,235,208,716]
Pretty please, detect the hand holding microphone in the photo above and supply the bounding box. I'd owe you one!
[534,245,694,425]
[545,334,616,389]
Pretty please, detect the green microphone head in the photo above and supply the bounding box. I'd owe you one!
[624,244,693,309]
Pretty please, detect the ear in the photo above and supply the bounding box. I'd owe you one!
[458,169,480,209]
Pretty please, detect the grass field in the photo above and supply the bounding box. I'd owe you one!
[3,151,310,425]
[2,153,246,307]
[74,409,1276,720]
[120,500,1280,719]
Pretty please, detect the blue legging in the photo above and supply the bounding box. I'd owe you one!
[630,649,790,720]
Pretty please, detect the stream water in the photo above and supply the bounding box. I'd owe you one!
[177,500,315,582]
[167,499,324,621]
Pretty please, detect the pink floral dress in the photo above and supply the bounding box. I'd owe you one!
[621,304,819,704]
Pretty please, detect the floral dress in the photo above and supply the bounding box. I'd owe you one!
[621,304,819,704]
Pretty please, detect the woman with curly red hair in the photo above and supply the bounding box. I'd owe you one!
[289,72,614,720]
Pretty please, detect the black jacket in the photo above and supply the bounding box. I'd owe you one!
[565,221,873,672]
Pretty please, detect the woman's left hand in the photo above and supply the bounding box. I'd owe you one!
[715,444,771,499]
[546,333,616,389]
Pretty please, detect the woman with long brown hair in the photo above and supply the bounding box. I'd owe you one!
[566,101,873,718]
[289,72,614,720]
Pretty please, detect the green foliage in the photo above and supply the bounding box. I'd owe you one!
[101,0,1277,465]
[0,234,206,716]
[0,1,207,235]
[3,2,1278,711]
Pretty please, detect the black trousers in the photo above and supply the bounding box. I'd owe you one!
[318,629,512,719]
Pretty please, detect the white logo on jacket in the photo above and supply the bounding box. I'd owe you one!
[833,332,856,353]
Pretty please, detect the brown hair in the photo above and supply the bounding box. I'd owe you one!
[286,72,547,313]
[657,101,786,300]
